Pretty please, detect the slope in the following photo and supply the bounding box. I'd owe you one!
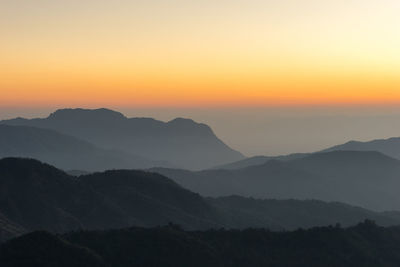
[1,108,244,169]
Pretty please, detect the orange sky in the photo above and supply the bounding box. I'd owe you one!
[1,0,399,108]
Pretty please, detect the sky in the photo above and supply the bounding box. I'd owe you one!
[1,0,400,155]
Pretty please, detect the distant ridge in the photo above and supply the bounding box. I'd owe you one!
[213,136,400,171]
[212,153,309,170]
[1,108,244,170]
[154,150,400,211]
[0,124,171,171]
[49,108,127,121]
[322,137,400,160]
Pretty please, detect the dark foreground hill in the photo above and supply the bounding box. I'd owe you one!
[0,158,222,242]
[2,221,400,267]
[1,108,244,169]
[154,151,400,211]
[0,212,25,243]
[2,158,400,242]
[0,231,106,267]
[0,124,171,171]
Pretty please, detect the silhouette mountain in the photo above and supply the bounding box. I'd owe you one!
[0,124,171,171]
[0,158,221,241]
[80,170,222,229]
[153,151,400,211]
[1,158,400,242]
[0,212,25,243]
[1,108,244,169]
[0,158,124,233]
[323,137,400,160]
[0,231,106,267]
[4,222,400,267]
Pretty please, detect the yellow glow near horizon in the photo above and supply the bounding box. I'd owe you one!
[1,0,399,107]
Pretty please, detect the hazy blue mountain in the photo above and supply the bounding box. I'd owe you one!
[323,137,400,160]
[4,222,400,267]
[153,160,327,200]
[212,153,309,170]
[1,108,244,169]
[213,136,400,170]
[0,124,171,171]
[153,151,400,211]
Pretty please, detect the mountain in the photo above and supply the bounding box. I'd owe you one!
[0,158,124,233]
[214,136,400,170]
[153,160,326,199]
[4,222,400,267]
[0,158,222,238]
[0,231,106,267]
[212,153,309,170]
[1,108,244,169]
[0,124,171,171]
[80,170,222,229]
[67,170,91,176]
[153,151,400,211]
[2,157,400,242]
[209,196,400,230]
[323,137,400,160]
[0,212,25,243]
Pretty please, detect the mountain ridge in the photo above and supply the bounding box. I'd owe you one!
[215,135,400,171]
[4,222,400,267]
[154,150,400,211]
[2,157,400,242]
[322,137,400,160]
[1,108,244,169]
[0,124,171,171]
[0,157,223,240]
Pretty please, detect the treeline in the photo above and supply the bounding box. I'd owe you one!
[2,220,400,267]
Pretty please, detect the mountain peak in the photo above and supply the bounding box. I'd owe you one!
[1,108,244,169]
[168,117,195,123]
[0,157,67,177]
[48,108,126,121]
[167,117,212,133]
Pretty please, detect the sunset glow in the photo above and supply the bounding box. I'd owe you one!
[1,0,399,107]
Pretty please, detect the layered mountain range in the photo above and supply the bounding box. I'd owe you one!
[1,158,400,243]
[214,136,400,170]
[0,124,171,171]
[1,108,244,170]
[154,151,400,211]
[3,107,400,245]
